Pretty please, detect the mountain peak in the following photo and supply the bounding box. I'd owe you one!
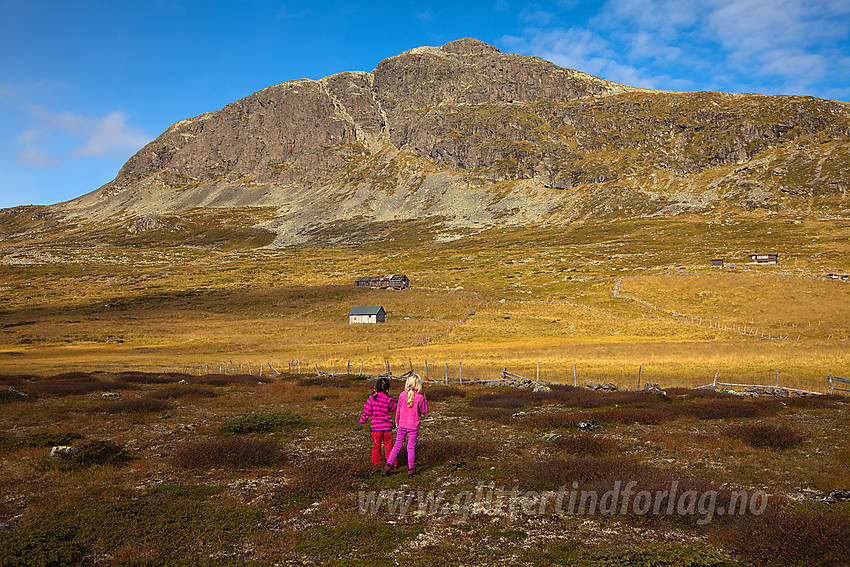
[440,37,501,55]
[54,39,850,246]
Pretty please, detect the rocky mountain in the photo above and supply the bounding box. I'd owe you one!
[38,38,850,244]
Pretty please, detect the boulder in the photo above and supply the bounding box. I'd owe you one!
[577,420,605,432]
[49,446,78,457]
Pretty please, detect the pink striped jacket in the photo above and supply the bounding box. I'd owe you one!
[360,392,396,431]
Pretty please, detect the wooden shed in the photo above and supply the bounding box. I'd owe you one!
[354,275,409,290]
[348,306,386,324]
[711,259,724,267]
[748,253,779,264]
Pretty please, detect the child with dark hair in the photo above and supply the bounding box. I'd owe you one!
[360,377,397,467]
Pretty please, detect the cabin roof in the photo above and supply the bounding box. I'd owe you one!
[348,306,385,316]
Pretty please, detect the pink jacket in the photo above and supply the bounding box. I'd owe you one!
[360,392,396,431]
[395,391,428,430]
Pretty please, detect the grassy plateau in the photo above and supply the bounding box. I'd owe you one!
[0,213,849,565]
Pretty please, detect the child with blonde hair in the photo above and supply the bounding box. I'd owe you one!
[383,374,428,478]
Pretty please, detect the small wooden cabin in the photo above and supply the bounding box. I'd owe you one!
[748,253,779,264]
[348,306,386,324]
[354,275,409,289]
[711,259,724,267]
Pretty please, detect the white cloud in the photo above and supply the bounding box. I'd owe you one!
[504,0,850,98]
[14,105,150,168]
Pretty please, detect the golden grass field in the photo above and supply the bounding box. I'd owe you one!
[1,215,849,392]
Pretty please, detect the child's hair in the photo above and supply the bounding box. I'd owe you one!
[404,374,423,407]
[375,377,390,394]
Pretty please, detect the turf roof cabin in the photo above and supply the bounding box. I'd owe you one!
[354,274,409,289]
[748,253,779,264]
[348,306,386,324]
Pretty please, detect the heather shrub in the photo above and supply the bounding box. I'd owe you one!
[551,434,619,456]
[0,374,31,386]
[114,371,183,384]
[672,398,778,420]
[468,391,539,409]
[218,412,311,434]
[26,376,134,397]
[425,386,466,401]
[297,376,351,388]
[727,423,805,449]
[190,374,273,386]
[147,385,217,399]
[585,408,667,425]
[172,437,286,468]
[54,440,131,470]
[468,406,516,424]
[715,509,850,567]
[517,411,580,430]
[0,387,33,403]
[665,387,731,399]
[100,397,171,413]
[416,439,495,467]
[281,456,373,503]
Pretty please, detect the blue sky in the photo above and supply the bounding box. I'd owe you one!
[1,0,848,209]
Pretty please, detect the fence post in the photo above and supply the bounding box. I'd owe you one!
[536,361,539,382]
[638,365,642,390]
[573,365,577,387]
[360,361,364,375]
[425,359,428,380]
[459,362,463,384]
[775,369,779,388]
[445,363,448,384]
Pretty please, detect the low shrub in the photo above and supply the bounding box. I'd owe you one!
[1,431,84,452]
[664,387,731,399]
[147,385,217,399]
[281,456,373,503]
[468,406,516,424]
[672,399,779,420]
[468,392,538,409]
[517,411,580,430]
[172,437,286,468]
[190,374,273,386]
[296,377,351,388]
[100,397,171,413]
[425,386,466,401]
[727,423,805,449]
[714,508,850,567]
[416,439,495,467]
[26,376,134,397]
[0,374,32,386]
[0,488,261,565]
[55,440,131,470]
[0,387,33,403]
[551,434,619,456]
[294,519,421,558]
[585,408,668,425]
[218,412,311,434]
[114,371,183,384]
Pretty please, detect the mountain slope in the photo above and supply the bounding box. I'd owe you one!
[52,38,850,245]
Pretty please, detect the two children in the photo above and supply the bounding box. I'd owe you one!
[359,374,428,479]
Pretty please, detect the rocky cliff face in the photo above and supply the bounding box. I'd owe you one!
[58,38,850,245]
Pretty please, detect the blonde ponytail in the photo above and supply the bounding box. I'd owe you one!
[404,374,422,408]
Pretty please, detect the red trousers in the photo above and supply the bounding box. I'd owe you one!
[371,430,394,465]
